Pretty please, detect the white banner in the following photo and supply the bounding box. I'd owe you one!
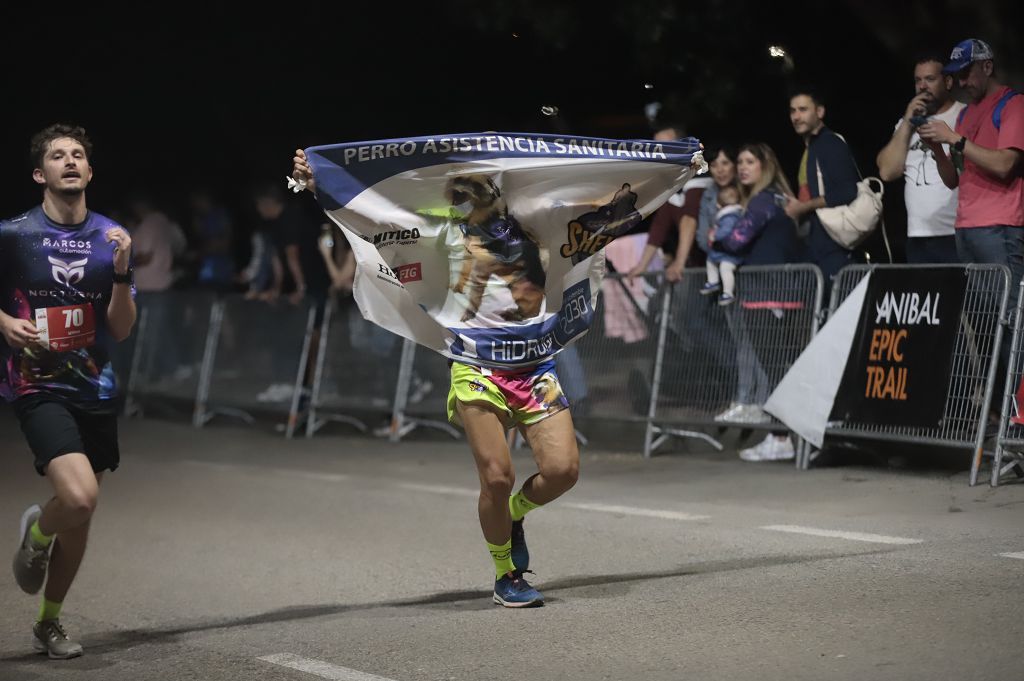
[306,132,702,368]
[763,274,871,447]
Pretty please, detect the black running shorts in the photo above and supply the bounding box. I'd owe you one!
[13,395,120,476]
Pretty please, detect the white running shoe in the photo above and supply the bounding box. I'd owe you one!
[713,402,745,422]
[714,403,771,424]
[739,435,795,462]
[737,404,772,424]
[256,383,294,403]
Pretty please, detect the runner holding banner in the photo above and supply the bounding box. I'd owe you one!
[292,132,703,607]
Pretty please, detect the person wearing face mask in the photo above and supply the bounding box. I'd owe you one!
[876,53,965,264]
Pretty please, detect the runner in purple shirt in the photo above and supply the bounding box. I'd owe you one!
[0,124,136,659]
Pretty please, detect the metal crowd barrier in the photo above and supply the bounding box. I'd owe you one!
[644,265,825,459]
[124,290,217,418]
[993,278,1024,486]
[570,272,664,429]
[121,265,1017,479]
[193,296,316,435]
[305,298,400,438]
[124,267,826,456]
[380,339,460,442]
[826,264,1010,485]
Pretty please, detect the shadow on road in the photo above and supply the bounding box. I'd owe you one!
[1,547,892,662]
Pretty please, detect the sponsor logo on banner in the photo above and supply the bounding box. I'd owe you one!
[374,261,401,284]
[48,256,87,286]
[560,184,643,263]
[830,269,967,427]
[454,280,592,365]
[396,262,422,283]
[373,228,420,249]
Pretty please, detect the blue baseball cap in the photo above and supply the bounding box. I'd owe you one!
[943,39,995,74]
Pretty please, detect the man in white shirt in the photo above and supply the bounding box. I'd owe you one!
[877,53,965,263]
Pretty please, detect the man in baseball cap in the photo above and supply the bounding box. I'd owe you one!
[919,37,1023,410]
[942,38,995,76]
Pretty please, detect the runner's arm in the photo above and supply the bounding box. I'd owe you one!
[105,227,136,342]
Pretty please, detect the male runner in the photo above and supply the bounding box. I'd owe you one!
[2,123,136,657]
[294,134,701,607]
[293,149,578,607]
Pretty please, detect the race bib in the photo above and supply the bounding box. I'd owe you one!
[35,303,96,351]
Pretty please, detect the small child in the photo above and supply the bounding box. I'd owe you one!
[700,184,743,305]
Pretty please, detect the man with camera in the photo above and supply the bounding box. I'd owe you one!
[876,53,965,264]
[918,39,1024,280]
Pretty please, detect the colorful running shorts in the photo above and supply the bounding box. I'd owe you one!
[447,360,570,428]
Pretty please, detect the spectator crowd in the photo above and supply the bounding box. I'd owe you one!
[104,38,1022,460]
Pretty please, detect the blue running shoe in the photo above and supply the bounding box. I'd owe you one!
[493,572,544,608]
[699,281,721,296]
[510,519,529,572]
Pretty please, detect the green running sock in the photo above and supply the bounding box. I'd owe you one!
[38,599,62,623]
[509,489,541,522]
[29,520,53,549]
[487,539,515,579]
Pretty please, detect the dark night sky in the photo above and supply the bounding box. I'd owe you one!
[2,2,1017,253]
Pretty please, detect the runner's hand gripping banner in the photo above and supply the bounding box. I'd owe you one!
[303,132,703,368]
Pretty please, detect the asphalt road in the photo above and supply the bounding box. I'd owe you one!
[1,412,1022,681]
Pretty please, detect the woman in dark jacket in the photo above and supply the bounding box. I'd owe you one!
[710,143,802,461]
[714,143,801,266]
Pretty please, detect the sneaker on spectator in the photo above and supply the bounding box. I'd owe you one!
[739,435,795,462]
[699,281,721,296]
[714,403,770,424]
[737,404,772,424]
[713,402,744,422]
[256,383,294,403]
[718,292,736,306]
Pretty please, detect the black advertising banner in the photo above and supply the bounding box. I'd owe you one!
[830,268,968,428]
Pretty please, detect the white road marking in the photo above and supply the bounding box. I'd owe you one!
[396,482,477,497]
[258,653,397,681]
[564,502,710,521]
[997,552,1024,560]
[181,460,349,483]
[397,483,710,520]
[761,524,923,545]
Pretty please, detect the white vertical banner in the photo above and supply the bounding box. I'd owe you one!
[763,274,871,447]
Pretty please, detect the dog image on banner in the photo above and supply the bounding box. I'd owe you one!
[444,174,547,323]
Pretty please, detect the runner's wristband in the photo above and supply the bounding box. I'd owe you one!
[113,268,133,285]
[953,136,967,152]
